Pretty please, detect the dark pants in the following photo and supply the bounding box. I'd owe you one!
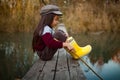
[37,30,67,61]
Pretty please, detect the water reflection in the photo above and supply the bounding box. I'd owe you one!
[76,32,120,80]
[0,33,38,80]
[112,49,120,63]
[80,56,120,80]
[0,32,120,80]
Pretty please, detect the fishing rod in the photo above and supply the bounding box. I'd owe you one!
[57,24,104,80]
[67,36,104,80]
[79,57,104,80]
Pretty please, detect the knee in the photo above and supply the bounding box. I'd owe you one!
[54,30,67,42]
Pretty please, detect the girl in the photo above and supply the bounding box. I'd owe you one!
[32,5,73,61]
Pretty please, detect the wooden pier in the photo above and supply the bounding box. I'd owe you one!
[22,48,86,80]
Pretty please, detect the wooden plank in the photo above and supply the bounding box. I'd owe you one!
[22,49,86,80]
[22,59,46,80]
[37,51,59,80]
[66,53,86,80]
[55,48,70,80]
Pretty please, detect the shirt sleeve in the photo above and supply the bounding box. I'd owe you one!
[42,33,63,49]
[42,26,52,35]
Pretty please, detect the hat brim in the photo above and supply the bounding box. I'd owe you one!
[52,11,62,16]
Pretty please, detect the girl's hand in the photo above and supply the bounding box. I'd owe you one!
[63,42,74,52]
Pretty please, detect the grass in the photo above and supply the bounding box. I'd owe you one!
[63,1,120,33]
[0,0,120,33]
[0,0,40,32]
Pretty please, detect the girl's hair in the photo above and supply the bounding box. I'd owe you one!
[32,13,56,51]
[34,13,56,36]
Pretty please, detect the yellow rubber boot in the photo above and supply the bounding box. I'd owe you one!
[66,37,92,59]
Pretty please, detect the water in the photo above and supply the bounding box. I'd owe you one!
[79,56,120,80]
[0,32,120,80]
[72,32,120,80]
[0,33,38,80]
